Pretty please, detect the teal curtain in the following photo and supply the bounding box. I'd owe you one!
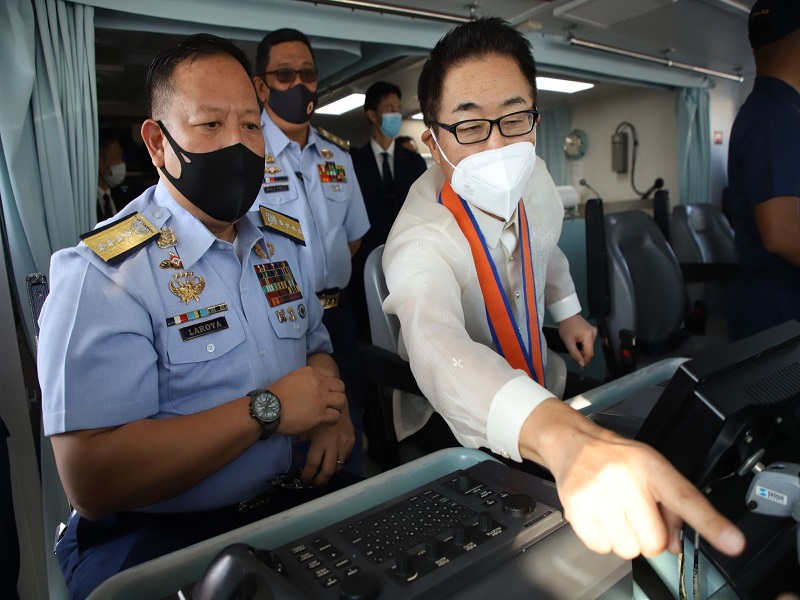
[538,106,571,185]
[676,87,711,205]
[0,0,96,351]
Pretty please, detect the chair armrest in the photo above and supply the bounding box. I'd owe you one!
[679,262,738,283]
[359,341,423,397]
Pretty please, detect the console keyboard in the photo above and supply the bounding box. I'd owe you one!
[178,460,565,600]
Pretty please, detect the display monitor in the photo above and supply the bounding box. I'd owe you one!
[636,320,800,598]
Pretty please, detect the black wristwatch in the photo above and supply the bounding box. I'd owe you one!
[248,389,281,440]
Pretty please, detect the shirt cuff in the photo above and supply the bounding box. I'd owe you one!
[487,375,555,462]
[547,293,581,323]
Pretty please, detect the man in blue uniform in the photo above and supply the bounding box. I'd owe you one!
[37,34,355,600]
[252,29,370,475]
[727,0,800,340]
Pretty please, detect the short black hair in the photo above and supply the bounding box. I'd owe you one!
[364,81,402,113]
[146,33,252,120]
[98,128,122,155]
[396,135,414,145]
[418,17,538,128]
[255,28,315,77]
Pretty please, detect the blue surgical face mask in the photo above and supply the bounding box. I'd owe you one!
[379,112,402,139]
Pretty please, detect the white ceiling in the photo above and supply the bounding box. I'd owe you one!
[96,0,758,146]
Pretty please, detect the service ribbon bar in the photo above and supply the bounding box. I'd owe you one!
[254,262,303,307]
[166,302,229,327]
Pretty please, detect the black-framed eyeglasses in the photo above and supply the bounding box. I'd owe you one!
[432,109,540,145]
[265,68,319,84]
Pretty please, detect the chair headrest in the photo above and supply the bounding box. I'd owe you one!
[687,207,709,232]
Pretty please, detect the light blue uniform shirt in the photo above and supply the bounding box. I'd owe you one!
[38,181,331,512]
[253,111,370,292]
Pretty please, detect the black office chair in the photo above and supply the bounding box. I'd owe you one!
[585,200,727,378]
[669,204,737,335]
[25,273,70,600]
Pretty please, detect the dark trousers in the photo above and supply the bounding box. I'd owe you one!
[322,287,365,477]
[56,470,362,600]
[0,418,20,600]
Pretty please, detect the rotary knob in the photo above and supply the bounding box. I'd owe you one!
[339,572,380,600]
[455,470,473,492]
[395,552,416,579]
[478,511,494,533]
[425,538,443,560]
[452,525,469,546]
[502,494,535,518]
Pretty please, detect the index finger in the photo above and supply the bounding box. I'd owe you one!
[651,458,745,557]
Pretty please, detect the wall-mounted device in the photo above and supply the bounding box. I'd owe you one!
[611,131,628,173]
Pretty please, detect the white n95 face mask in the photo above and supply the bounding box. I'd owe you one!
[103,162,126,188]
[430,128,536,222]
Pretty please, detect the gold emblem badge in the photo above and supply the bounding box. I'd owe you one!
[265,153,275,164]
[169,271,206,304]
[159,251,183,269]
[321,148,333,159]
[275,309,288,323]
[157,227,178,249]
[265,165,282,174]
[254,243,268,259]
[266,241,275,257]
[287,307,297,321]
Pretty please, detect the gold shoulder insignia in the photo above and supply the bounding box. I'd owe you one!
[80,212,159,265]
[317,127,350,152]
[258,206,306,246]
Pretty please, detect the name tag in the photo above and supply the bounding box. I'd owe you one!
[179,316,229,342]
[263,184,290,193]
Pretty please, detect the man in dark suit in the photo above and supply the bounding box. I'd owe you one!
[96,129,137,223]
[351,81,427,340]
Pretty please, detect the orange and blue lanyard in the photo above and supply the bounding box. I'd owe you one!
[439,181,545,385]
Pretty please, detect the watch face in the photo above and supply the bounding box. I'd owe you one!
[254,392,280,423]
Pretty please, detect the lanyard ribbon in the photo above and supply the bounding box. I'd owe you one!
[439,182,545,384]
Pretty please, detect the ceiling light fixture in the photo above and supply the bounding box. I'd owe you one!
[316,93,366,115]
[537,76,594,93]
[567,33,743,83]
[290,0,470,24]
[411,112,424,120]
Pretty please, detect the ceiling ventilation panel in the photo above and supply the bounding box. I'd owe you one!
[553,0,678,29]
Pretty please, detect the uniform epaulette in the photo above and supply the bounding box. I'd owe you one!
[79,212,159,265]
[258,206,306,246]
[317,127,350,152]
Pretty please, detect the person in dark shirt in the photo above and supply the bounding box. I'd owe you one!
[727,0,800,340]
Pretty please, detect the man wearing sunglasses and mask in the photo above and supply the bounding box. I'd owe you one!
[383,17,746,562]
[252,29,370,476]
[38,34,356,600]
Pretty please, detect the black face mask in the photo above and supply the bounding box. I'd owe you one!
[267,84,318,124]
[157,121,264,223]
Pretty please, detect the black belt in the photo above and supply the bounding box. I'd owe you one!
[317,288,341,310]
[125,473,312,529]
